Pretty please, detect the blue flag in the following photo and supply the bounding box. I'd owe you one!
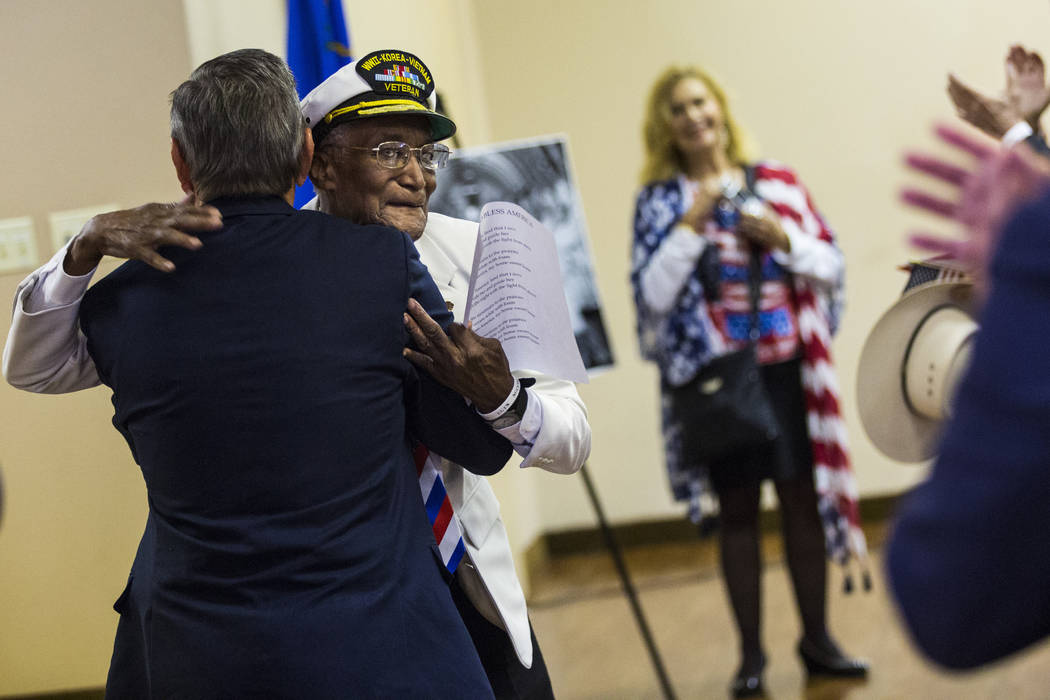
[287,0,352,207]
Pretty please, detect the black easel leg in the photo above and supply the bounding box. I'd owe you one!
[579,463,677,700]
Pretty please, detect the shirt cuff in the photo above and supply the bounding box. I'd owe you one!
[492,387,542,448]
[1003,121,1034,147]
[22,244,96,313]
[42,263,95,307]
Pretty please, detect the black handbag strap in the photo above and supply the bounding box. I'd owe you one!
[742,164,763,342]
[743,163,757,194]
[746,253,762,342]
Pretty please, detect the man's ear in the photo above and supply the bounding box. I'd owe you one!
[308,140,335,192]
[296,127,315,187]
[170,139,195,197]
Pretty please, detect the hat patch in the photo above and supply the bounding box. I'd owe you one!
[357,51,433,102]
[375,65,426,92]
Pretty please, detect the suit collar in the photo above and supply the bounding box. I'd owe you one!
[207,195,295,218]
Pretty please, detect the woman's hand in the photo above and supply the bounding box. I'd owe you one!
[679,184,720,233]
[737,203,791,252]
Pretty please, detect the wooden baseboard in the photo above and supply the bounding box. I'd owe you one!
[2,690,104,700]
[523,493,900,586]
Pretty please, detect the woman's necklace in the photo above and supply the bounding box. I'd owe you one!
[690,167,744,199]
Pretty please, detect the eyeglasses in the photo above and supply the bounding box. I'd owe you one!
[345,141,452,171]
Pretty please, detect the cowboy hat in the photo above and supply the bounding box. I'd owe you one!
[857,280,978,463]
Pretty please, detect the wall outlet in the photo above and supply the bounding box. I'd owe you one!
[0,217,39,273]
[49,204,119,254]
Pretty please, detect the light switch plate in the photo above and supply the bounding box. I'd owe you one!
[49,204,119,254]
[0,217,39,273]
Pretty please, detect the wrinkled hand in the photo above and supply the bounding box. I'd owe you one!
[402,298,515,413]
[1005,44,1050,126]
[736,203,791,252]
[64,195,221,275]
[947,73,1022,139]
[901,123,1050,289]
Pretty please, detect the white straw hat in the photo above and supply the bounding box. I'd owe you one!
[856,281,978,463]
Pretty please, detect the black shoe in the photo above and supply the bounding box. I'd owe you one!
[730,654,766,698]
[730,671,764,698]
[798,637,869,678]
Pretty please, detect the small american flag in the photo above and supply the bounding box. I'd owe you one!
[900,257,971,293]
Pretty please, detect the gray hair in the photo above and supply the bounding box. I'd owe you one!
[170,49,305,201]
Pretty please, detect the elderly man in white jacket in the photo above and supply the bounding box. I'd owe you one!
[4,49,589,700]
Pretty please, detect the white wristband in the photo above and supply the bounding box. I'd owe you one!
[1003,121,1035,147]
[477,378,521,422]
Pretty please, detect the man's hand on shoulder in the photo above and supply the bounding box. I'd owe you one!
[64,196,221,276]
[402,298,515,413]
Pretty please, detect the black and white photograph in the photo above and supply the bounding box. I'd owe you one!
[429,135,615,371]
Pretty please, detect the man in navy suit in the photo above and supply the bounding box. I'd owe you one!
[890,128,1050,669]
[77,48,509,698]
[888,189,1050,669]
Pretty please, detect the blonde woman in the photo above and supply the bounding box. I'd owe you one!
[630,66,867,697]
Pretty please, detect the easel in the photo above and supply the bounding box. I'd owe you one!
[579,463,677,700]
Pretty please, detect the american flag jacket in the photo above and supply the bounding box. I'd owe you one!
[630,162,868,577]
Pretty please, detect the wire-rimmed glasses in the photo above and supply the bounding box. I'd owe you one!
[345,141,452,171]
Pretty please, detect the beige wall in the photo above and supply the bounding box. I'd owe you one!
[181,0,493,145]
[0,1,193,694]
[4,0,1050,694]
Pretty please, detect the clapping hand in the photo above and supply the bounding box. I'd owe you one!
[1005,44,1050,128]
[947,74,1021,139]
[947,45,1050,140]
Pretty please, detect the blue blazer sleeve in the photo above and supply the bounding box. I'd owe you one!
[1024,131,1050,158]
[887,191,1050,669]
[405,234,453,332]
[400,233,511,475]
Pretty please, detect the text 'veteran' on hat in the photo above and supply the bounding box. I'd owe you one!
[300,49,457,146]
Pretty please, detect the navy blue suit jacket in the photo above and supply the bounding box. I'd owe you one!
[81,196,507,698]
[887,189,1050,669]
[1025,131,1050,157]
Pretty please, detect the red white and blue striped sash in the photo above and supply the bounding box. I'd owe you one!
[413,443,465,573]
